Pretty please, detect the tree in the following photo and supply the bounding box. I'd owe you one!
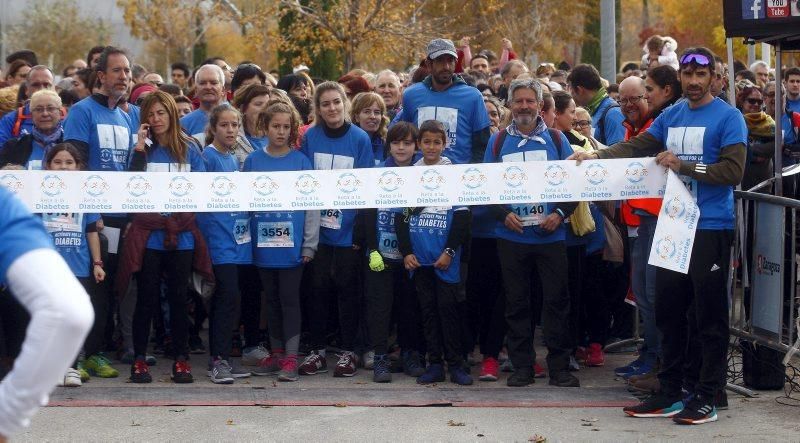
[117,0,234,72]
[7,0,110,71]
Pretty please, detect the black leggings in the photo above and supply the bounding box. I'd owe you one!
[309,244,360,352]
[133,249,192,360]
[259,266,304,356]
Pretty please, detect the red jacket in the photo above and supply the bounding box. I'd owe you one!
[115,213,214,297]
[620,117,663,227]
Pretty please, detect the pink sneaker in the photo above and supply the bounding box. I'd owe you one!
[534,362,547,378]
[585,343,605,367]
[478,357,499,381]
[278,355,299,382]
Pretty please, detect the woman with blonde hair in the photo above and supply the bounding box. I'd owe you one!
[351,92,389,164]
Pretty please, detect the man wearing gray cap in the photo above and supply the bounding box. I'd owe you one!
[399,38,491,165]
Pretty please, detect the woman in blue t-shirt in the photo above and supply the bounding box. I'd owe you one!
[197,104,255,383]
[126,91,207,384]
[232,84,271,168]
[243,103,319,382]
[42,143,111,387]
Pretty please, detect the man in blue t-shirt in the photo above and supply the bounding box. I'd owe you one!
[180,64,227,146]
[784,67,800,114]
[484,78,578,389]
[572,47,748,425]
[400,38,491,164]
[567,64,626,146]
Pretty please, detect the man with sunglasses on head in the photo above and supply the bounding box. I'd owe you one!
[0,65,55,146]
[570,47,747,425]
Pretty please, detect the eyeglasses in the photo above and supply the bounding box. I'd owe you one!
[31,106,61,114]
[617,95,644,105]
[573,120,591,128]
[359,109,383,117]
[745,98,764,106]
[679,53,711,66]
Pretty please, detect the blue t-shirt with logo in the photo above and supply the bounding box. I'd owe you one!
[645,97,747,230]
[591,96,626,146]
[408,206,465,284]
[483,129,573,244]
[41,212,100,278]
[196,145,252,265]
[300,123,374,247]
[0,187,54,284]
[244,148,312,268]
[787,98,800,115]
[143,142,206,251]
[64,97,133,172]
[180,109,209,146]
[400,79,490,164]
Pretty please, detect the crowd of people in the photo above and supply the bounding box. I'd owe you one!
[0,32,798,433]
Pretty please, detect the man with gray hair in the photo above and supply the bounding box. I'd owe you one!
[0,65,55,145]
[483,78,579,388]
[180,63,226,145]
[374,69,402,120]
[749,60,769,87]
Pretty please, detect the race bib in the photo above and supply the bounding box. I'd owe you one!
[257,221,294,248]
[234,218,251,245]
[378,231,401,260]
[320,209,342,230]
[511,203,546,226]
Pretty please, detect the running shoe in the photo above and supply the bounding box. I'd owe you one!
[417,363,445,384]
[76,360,90,382]
[298,350,327,375]
[372,354,392,383]
[278,355,299,382]
[507,368,534,387]
[60,368,82,387]
[614,358,645,377]
[450,366,473,385]
[402,350,425,377]
[478,357,499,382]
[172,360,194,384]
[549,371,580,387]
[242,344,271,366]
[362,350,375,369]
[209,359,234,384]
[84,354,119,378]
[130,359,152,383]
[673,394,717,425]
[333,351,358,377]
[252,354,282,376]
[584,343,605,367]
[534,362,546,378]
[623,393,684,418]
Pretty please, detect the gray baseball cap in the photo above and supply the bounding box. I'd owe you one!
[426,39,457,60]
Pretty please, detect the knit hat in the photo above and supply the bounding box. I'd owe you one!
[426,39,457,60]
[130,83,158,104]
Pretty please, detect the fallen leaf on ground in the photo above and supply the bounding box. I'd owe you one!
[447,420,465,426]
[226,419,235,425]
[528,434,546,442]
[169,409,185,413]
[130,421,141,427]
[335,403,347,408]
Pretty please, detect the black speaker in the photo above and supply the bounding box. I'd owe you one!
[741,340,787,390]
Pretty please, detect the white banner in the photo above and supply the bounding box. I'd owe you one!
[647,171,700,274]
[1,158,700,274]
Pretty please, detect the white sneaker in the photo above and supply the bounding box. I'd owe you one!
[241,344,270,366]
[60,368,82,387]
[362,351,375,369]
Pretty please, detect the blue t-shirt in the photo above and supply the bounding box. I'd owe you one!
[196,145,252,265]
[400,79,490,164]
[300,123,374,247]
[0,103,33,146]
[63,97,133,171]
[592,96,626,146]
[144,143,206,251]
[245,133,269,151]
[787,98,800,115]
[41,212,100,278]
[370,132,385,165]
[782,112,798,166]
[180,109,209,146]
[408,206,464,284]
[243,148,312,268]
[645,97,747,230]
[483,129,574,244]
[24,139,46,170]
[0,187,54,284]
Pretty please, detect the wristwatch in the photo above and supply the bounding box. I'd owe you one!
[444,248,456,258]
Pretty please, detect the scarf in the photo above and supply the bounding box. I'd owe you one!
[586,88,609,115]
[506,116,547,146]
[32,126,63,152]
[743,112,775,139]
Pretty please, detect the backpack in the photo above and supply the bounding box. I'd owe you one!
[491,127,563,161]
[11,106,30,138]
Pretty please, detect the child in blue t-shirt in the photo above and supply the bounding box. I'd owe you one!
[196,104,256,383]
[42,143,114,386]
[362,122,426,383]
[243,102,320,382]
[396,120,472,386]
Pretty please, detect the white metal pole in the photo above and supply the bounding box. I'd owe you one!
[775,42,784,197]
[727,39,737,107]
[600,0,617,83]
[761,42,771,67]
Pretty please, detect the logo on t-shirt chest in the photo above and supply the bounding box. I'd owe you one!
[666,127,705,162]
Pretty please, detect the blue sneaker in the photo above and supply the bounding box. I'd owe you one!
[417,363,445,384]
[372,354,392,383]
[402,350,425,377]
[614,358,644,376]
[450,366,473,386]
[622,362,654,380]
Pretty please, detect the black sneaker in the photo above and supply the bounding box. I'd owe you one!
[623,393,684,418]
[548,371,580,387]
[673,394,717,425]
[171,360,194,384]
[130,359,152,383]
[188,335,206,354]
[507,368,534,387]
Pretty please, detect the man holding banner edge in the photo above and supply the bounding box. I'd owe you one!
[570,47,747,424]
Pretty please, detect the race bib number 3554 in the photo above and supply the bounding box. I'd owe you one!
[257,221,294,248]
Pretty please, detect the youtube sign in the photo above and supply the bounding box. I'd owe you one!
[766,0,790,17]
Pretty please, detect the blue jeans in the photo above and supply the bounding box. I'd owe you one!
[630,216,659,366]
